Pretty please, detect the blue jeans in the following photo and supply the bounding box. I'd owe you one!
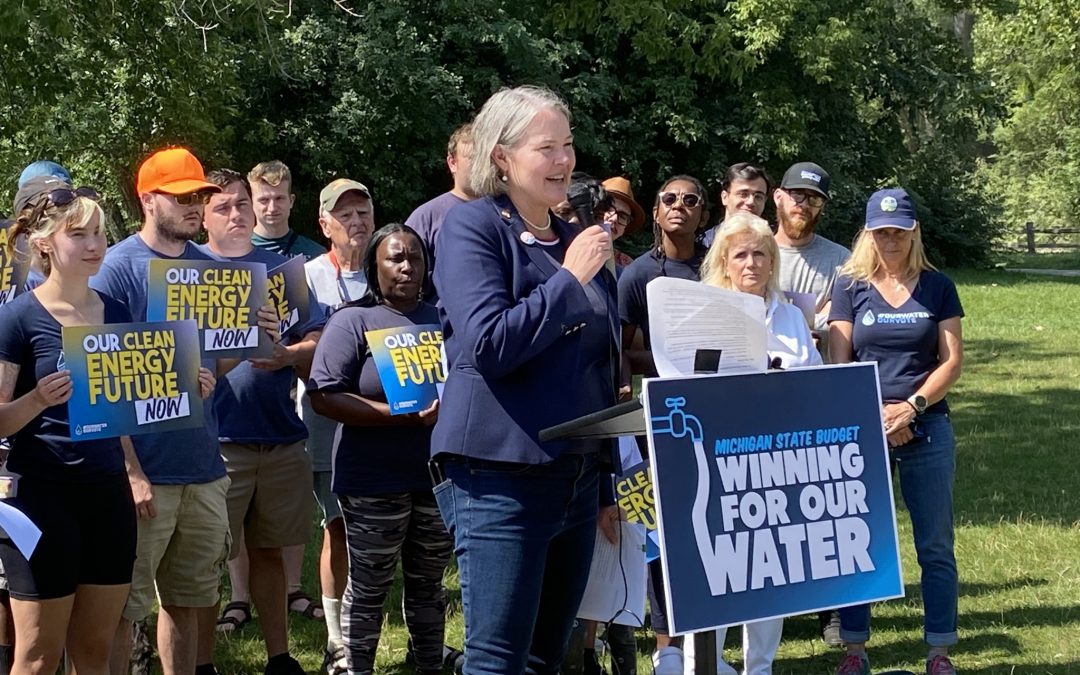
[433,452,600,675]
[839,412,958,647]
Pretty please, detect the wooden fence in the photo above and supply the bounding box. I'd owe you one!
[1023,221,1080,252]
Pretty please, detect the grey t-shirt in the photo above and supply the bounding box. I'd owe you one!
[297,254,369,471]
[777,234,851,331]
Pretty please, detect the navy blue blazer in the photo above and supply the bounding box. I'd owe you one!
[432,193,619,465]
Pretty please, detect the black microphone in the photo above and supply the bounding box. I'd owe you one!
[566,181,598,229]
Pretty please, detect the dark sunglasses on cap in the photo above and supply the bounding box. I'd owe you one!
[157,190,214,206]
[45,186,100,207]
[658,191,703,209]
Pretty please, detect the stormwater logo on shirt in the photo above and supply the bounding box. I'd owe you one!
[861,310,876,326]
[875,311,930,325]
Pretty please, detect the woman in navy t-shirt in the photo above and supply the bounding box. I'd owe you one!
[828,189,964,675]
[0,191,143,673]
[307,224,452,675]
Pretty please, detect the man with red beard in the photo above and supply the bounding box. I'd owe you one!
[773,162,850,353]
[773,161,850,648]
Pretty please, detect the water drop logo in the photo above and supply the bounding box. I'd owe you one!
[861,310,877,326]
[74,425,83,437]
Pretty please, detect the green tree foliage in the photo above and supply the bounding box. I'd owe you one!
[1,0,1000,263]
[975,0,1080,234]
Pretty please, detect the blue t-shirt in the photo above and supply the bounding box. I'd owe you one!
[197,245,324,445]
[617,249,705,349]
[0,290,130,482]
[251,230,326,262]
[404,191,467,302]
[90,234,226,484]
[307,302,438,497]
[829,270,964,414]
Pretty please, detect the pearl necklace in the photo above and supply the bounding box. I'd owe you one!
[521,213,552,232]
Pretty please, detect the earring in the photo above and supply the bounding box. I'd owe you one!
[418,288,425,302]
[499,174,508,182]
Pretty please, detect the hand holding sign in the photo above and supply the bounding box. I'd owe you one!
[197,367,216,400]
[34,370,73,408]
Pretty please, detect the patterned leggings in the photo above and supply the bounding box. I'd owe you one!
[339,491,453,675]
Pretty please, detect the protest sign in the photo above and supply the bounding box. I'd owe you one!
[268,255,310,338]
[616,437,660,563]
[643,363,903,634]
[63,320,205,440]
[365,324,445,414]
[0,221,30,306]
[146,259,271,358]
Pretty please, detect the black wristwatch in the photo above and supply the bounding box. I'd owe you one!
[906,394,928,415]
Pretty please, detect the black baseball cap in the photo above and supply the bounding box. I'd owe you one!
[13,175,71,215]
[780,162,831,200]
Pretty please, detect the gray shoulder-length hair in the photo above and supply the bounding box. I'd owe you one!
[468,85,571,197]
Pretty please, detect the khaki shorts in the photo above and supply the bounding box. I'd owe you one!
[223,441,314,557]
[123,476,231,622]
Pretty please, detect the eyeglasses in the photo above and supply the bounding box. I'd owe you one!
[606,207,632,226]
[782,189,826,208]
[659,192,703,209]
[158,191,214,206]
[45,186,99,207]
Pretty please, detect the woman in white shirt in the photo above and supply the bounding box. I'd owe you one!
[692,211,821,675]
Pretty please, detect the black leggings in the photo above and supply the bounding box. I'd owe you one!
[0,473,136,600]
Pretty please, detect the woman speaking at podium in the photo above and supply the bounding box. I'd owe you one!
[430,85,620,675]
[697,212,821,675]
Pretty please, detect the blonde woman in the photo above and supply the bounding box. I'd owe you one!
[0,185,141,674]
[828,189,963,675]
[695,212,820,675]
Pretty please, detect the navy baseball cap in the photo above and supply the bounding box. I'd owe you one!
[865,188,917,231]
[18,161,72,188]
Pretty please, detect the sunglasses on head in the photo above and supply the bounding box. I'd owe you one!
[658,191,703,209]
[44,186,99,207]
[158,190,213,206]
[782,188,826,208]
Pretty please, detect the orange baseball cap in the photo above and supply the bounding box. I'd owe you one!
[137,148,221,195]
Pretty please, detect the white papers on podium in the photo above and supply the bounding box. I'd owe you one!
[576,522,647,627]
[646,277,768,377]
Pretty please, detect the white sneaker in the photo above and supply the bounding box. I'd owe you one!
[653,646,684,675]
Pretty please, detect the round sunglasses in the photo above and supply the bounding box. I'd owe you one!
[658,191,703,209]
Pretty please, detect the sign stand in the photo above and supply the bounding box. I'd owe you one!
[540,399,720,675]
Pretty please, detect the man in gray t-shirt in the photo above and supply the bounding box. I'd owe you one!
[772,161,851,648]
[772,162,851,359]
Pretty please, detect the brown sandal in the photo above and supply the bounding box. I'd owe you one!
[215,601,251,633]
[287,590,324,620]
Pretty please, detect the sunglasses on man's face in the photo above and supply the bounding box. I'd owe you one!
[782,189,826,208]
[159,191,213,206]
[658,191,703,209]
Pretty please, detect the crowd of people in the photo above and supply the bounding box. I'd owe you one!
[0,84,964,675]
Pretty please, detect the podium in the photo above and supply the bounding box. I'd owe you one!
[541,399,721,675]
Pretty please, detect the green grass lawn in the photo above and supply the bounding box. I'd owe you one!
[197,267,1080,674]
[990,250,1080,271]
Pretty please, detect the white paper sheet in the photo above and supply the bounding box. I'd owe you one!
[645,277,768,377]
[0,500,42,559]
[576,522,647,627]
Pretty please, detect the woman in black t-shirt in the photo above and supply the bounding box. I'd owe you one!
[828,189,964,675]
[308,224,452,675]
[0,191,147,673]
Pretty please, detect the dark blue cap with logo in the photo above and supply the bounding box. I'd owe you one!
[780,162,831,199]
[865,188,917,230]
